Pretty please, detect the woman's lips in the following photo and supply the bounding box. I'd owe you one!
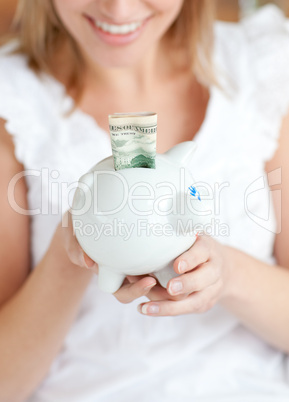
[84,15,149,46]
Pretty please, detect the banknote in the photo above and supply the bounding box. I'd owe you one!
[108,112,157,171]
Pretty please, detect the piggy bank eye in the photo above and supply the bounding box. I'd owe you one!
[188,186,201,201]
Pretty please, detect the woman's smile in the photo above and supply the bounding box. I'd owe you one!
[53,0,184,68]
[83,14,151,45]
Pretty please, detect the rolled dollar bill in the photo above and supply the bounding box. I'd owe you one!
[108,112,157,171]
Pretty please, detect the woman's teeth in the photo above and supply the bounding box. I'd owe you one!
[94,20,143,35]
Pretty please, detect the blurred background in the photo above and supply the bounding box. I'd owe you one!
[0,0,289,36]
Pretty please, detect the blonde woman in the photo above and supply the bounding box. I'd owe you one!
[0,1,289,401]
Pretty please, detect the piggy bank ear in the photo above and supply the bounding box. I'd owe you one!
[98,266,126,293]
[164,141,197,167]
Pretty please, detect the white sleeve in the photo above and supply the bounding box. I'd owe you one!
[0,45,57,166]
[241,4,289,161]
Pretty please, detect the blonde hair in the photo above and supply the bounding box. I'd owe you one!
[10,0,216,101]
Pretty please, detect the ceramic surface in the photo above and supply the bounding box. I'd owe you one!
[72,141,211,293]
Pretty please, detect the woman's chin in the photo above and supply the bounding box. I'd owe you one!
[87,51,146,70]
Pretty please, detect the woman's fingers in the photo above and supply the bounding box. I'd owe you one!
[83,253,98,272]
[147,283,189,301]
[138,284,220,316]
[114,276,157,304]
[62,210,98,272]
[125,276,189,302]
[168,262,220,296]
[174,235,210,274]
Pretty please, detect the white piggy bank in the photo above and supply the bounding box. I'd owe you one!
[72,141,211,293]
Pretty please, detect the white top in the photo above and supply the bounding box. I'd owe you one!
[1,5,289,402]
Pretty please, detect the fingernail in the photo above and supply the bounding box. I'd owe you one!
[142,304,159,315]
[178,260,187,273]
[144,281,156,291]
[83,253,95,268]
[169,280,183,295]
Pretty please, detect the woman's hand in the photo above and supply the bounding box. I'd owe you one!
[61,210,98,273]
[137,234,234,316]
[61,211,160,300]
[62,212,233,316]
[61,211,161,303]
